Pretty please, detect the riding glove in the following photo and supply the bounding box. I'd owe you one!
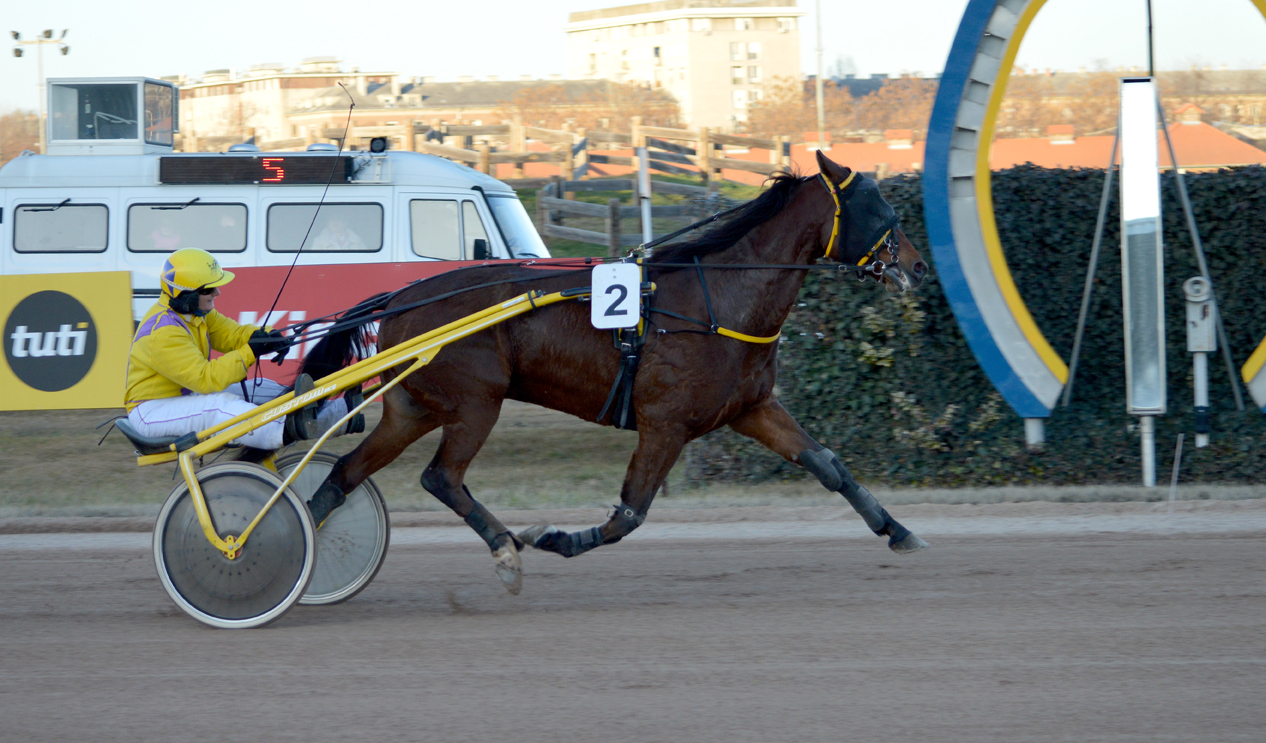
[248,328,293,356]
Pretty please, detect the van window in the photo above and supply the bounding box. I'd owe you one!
[462,202,489,258]
[485,195,549,258]
[410,200,460,259]
[13,204,109,253]
[267,203,383,252]
[128,203,247,253]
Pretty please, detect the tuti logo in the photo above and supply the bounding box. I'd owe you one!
[4,291,98,392]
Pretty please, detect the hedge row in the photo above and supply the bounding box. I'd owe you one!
[687,165,1266,486]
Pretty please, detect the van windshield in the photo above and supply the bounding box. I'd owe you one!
[486,195,550,259]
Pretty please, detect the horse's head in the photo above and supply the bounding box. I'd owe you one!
[814,151,927,292]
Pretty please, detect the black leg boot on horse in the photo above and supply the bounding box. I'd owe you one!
[799,446,928,553]
[728,398,928,554]
[518,429,679,559]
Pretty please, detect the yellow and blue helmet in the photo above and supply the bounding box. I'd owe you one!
[161,248,234,298]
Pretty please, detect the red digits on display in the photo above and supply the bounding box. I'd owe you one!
[262,158,285,182]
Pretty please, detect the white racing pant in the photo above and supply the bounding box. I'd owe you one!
[128,378,350,451]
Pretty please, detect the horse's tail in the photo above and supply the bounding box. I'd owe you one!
[296,291,392,382]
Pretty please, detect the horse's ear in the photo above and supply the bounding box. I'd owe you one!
[815,149,851,184]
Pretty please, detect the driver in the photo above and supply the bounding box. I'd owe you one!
[124,248,361,451]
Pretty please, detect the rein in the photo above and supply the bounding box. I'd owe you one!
[282,170,904,352]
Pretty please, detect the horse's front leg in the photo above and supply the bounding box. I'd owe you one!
[728,398,929,554]
[519,430,684,558]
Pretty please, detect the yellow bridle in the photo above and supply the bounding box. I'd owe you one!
[819,171,895,266]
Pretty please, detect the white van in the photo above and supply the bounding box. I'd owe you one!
[0,77,550,320]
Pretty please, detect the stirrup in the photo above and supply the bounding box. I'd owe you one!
[343,384,366,435]
[283,374,319,444]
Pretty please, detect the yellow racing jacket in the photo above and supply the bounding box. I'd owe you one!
[124,295,262,411]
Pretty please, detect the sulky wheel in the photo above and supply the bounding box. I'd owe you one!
[275,452,390,606]
[153,462,315,629]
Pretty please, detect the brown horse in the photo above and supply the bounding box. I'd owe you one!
[299,151,929,594]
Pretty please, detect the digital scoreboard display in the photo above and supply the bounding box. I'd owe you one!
[158,155,354,185]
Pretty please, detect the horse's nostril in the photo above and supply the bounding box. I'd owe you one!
[912,261,927,277]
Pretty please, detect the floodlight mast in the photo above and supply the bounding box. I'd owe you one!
[11,29,70,154]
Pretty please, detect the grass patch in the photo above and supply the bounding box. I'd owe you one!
[0,403,692,513]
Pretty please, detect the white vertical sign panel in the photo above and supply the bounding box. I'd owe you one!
[590,263,642,329]
[1119,78,1166,416]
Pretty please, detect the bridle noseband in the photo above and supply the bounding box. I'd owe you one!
[818,172,902,281]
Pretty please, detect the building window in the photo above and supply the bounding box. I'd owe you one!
[748,66,762,84]
[589,54,597,73]
[748,89,763,104]
[691,18,711,32]
[777,17,796,33]
[733,90,747,109]
[748,42,761,60]
[732,66,744,85]
[730,42,744,61]
[735,18,753,31]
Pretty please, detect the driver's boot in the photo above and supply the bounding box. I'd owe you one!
[282,374,319,445]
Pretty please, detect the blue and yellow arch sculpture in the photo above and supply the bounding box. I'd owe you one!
[924,0,1266,420]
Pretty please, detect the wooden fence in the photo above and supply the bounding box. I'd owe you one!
[536,177,735,257]
[182,116,793,187]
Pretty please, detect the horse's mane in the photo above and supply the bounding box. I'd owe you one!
[646,170,809,265]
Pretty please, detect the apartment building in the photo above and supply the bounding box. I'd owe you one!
[174,57,400,143]
[565,0,805,131]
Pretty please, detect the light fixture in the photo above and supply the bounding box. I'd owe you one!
[369,136,387,153]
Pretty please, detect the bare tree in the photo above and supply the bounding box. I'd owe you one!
[746,76,852,141]
[996,72,1057,137]
[851,77,939,140]
[495,82,680,131]
[0,110,40,165]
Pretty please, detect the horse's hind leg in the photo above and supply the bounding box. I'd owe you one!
[308,384,440,525]
[728,398,929,554]
[419,409,525,595]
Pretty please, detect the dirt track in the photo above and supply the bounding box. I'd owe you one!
[2,502,1265,742]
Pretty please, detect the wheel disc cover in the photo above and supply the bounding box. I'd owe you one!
[280,455,388,604]
[162,472,308,621]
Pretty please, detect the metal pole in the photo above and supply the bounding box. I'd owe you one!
[1140,415,1156,487]
[1193,351,1209,448]
[815,0,825,147]
[1061,131,1119,407]
[1145,0,1155,77]
[36,42,46,154]
[636,147,653,244]
[1156,101,1245,411]
[1168,432,1184,516]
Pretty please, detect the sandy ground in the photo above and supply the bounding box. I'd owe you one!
[2,501,1264,742]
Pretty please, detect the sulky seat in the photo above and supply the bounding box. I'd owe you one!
[114,418,181,456]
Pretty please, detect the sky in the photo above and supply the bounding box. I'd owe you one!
[4,0,1266,112]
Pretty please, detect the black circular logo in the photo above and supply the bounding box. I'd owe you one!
[4,291,98,392]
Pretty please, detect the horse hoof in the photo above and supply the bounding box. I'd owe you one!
[889,532,930,554]
[492,541,523,596]
[517,524,560,549]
